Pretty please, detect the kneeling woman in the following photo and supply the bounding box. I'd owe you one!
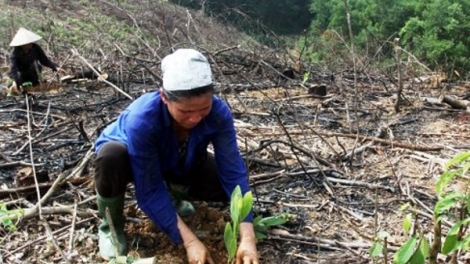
[94,49,259,264]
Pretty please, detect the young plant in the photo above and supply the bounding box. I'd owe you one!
[390,151,470,264]
[0,203,23,231]
[389,204,430,264]
[224,186,288,263]
[370,231,391,262]
[301,71,310,85]
[224,185,253,263]
[253,214,288,240]
[433,151,470,259]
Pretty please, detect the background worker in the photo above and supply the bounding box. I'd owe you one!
[8,27,66,93]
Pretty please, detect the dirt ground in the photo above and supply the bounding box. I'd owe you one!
[125,201,230,264]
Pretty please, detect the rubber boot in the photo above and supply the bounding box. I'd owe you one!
[167,183,195,217]
[97,193,127,260]
[173,199,195,217]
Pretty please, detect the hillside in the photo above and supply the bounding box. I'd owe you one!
[1,0,470,264]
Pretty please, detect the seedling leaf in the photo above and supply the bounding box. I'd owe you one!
[442,219,467,254]
[408,247,424,264]
[444,152,470,170]
[394,236,417,264]
[259,215,287,227]
[230,186,242,222]
[442,234,458,255]
[240,191,253,220]
[436,170,459,195]
[224,223,237,260]
[370,241,383,257]
[434,192,463,214]
[403,213,412,234]
[419,236,430,259]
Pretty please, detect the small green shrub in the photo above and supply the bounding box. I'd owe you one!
[224,185,287,263]
[0,203,23,231]
[434,152,470,256]
[384,151,470,264]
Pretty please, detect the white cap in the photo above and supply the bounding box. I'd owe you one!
[162,49,212,91]
[9,28,42,47]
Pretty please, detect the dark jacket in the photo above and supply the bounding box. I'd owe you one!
[9,43,58,86]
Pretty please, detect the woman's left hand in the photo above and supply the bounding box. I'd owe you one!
[57,68,67,75]
[236,235,259,264]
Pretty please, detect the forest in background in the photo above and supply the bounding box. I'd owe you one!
[172,0,470,78]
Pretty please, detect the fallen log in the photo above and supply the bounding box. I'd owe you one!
[442,95,469,109]
[0,182,53,199]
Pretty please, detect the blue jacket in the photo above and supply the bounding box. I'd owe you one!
[95,91,251,244]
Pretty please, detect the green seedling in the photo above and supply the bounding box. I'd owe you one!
[253,214,288,240]
[370,231,390,259]
[301,71,310,85]
[224,185,287,263]
[21,82,33,87]
[224,185,253,263]
[391,204,431,264]
[388,151,470,264]
[0,203,23,231]
[433,152,470,257]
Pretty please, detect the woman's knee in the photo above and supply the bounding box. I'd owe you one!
[94,142,132,195]
[95,142,129,170]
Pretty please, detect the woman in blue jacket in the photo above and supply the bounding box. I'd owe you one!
[94,49,259,264]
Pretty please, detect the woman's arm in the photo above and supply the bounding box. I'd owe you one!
[237,222,259,264]
[177,215,214,264]
[34,44,58,71]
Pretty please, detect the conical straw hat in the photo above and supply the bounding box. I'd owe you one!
[9,28,42,47]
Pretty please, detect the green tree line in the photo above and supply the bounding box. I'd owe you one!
[171,0,470,75]
[309,0,470,75]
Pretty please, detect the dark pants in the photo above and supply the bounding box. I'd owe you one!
[94,141,227,201]
[17,64,43,86]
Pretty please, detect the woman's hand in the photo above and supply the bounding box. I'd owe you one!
[56,68,67,75]
[8,82,20,95]
[177,214,214,264]
[184,238,214,264]
[236,222,259,264]
[236,236,259,264]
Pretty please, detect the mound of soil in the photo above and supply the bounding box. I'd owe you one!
[125,201,230,264]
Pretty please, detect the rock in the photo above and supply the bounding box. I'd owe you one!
[132,257,155,264]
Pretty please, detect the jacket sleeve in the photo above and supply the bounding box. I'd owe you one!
[9,52,20,85]
[211,103,253,222]
[34,44,58,71]
[126,116,183,244]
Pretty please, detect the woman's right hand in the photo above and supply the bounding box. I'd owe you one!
[8,82,20,95]
[184,238,214,264]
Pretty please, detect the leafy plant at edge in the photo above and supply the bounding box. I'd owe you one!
[433,152,470,257]
[378,151,470,264]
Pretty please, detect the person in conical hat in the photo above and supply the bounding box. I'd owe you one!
[8,27,67,92]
